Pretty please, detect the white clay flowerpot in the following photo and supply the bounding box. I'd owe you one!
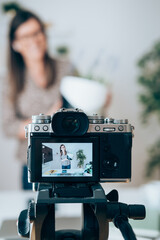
[60,76,107,114]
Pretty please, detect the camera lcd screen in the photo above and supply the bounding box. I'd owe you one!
[42,143,93,177]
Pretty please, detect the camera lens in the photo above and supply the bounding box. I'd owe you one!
[62,117,80,133]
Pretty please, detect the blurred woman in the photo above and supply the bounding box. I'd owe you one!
[2,10,72,189]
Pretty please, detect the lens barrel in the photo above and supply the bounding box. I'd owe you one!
[52,111,89,136]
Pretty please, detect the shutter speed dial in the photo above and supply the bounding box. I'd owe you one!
[88,114,104,124]
[32,114,51,124]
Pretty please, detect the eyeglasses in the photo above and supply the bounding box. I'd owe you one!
[15,28,44,42]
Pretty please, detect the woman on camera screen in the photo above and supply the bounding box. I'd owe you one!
[60,144,73,169]
[2,10,72,189]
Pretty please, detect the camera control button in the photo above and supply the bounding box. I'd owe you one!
[34,125,40,131]
[43,125,49,131]
[114,161,118,168]
[103,159,111,167]
[118,125,124,131]
[103,127,115,132]
[95,125,101,131]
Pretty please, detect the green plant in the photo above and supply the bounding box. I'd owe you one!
[146,140,160,177]
[76,149,86,168]
[137,40,160,178]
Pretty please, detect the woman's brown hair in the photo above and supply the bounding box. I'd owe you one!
[60,144,67,156]
[8,10,56,104]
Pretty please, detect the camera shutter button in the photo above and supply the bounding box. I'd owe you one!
[95,125,101,131]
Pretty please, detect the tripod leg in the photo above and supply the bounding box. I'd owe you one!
[82,203,99,240]
[41,204,55,239]
[95,203,109,240]
[30,204,49,240]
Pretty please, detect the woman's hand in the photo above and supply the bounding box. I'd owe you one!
[104,90,112,108]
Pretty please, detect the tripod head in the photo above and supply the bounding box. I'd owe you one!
[18,183,145,240]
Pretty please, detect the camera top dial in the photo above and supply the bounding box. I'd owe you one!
[88,114,104,124]
[32,114,51,124]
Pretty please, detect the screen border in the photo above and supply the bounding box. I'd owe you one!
[29,135,99,183]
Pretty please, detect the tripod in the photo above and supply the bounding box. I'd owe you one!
[18,183,146,240]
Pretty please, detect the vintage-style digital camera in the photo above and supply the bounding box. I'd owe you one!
[25,108,134,183]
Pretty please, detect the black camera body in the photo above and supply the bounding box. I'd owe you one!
[26,108,133,183]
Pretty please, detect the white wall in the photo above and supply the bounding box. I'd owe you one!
[0,0,160,189]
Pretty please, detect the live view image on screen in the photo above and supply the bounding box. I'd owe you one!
[42,143,93,177]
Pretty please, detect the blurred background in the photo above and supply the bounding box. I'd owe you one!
[0,0,160,239]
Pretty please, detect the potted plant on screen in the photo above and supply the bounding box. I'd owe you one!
[76,149,86,168]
